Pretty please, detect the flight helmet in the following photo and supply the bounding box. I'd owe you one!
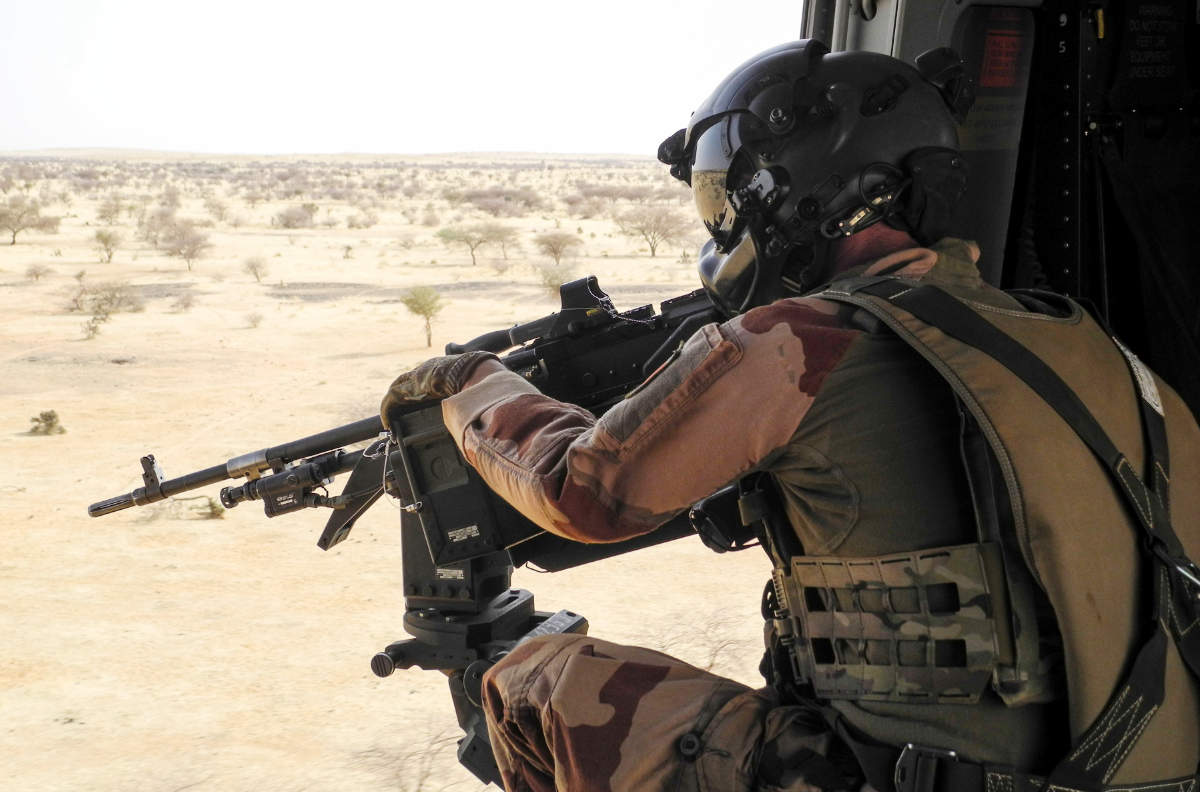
[659,40,973,315]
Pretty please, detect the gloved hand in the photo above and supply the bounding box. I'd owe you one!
[380,351,498,431]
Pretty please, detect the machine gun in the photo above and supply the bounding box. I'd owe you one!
[88,277,745,785]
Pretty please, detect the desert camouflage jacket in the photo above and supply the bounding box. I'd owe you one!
[442,239,981,555]
[443,238,1071,768]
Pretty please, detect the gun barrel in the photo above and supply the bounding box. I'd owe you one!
[87,462,231,517]
[263,416,383,466]
[88,417,385,519]
[88,493,135,517]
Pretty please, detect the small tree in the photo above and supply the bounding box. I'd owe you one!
[137,207,176,247]
[162,222,211,270]
[0,196,61,245]
[479,222,520,260]
[534,232,582,266]
[203,196,228,224]
[615,206,693,257]
[243,256,268,283]
[97,195,123,225]
[94,230,121,263]
[435,225,490,266]
[25,264,51,281]
[400,286,444,347]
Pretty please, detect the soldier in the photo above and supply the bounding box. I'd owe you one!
[383,42,1200,792]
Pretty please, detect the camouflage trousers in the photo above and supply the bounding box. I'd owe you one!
[480,634,862,792]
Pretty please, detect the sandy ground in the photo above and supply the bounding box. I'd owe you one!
[1,154,773,791]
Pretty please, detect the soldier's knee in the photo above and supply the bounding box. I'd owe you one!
[482,633,591,715]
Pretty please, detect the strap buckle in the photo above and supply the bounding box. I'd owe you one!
[894,743,959,792]
[1149,539,1200,593]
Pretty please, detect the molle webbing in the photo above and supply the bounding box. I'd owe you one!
[779,542,1008,704]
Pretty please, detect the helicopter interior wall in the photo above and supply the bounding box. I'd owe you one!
[808,0,1200,413]
[812,0,1041,286]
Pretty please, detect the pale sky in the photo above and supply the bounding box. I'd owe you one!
[1,0,804,156]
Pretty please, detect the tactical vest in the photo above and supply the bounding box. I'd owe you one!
[758,272,1200,790]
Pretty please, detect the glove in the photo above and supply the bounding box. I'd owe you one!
[380,351,498,431]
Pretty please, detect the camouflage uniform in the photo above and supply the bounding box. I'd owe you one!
[440,239,1068,791]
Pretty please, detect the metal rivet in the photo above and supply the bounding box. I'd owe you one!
[677,732,703,760]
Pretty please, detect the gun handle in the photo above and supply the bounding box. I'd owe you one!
[446,328,514,355]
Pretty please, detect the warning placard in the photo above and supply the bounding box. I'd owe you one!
[980,29,1024,88]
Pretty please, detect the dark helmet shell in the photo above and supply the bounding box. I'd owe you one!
[660,40,971,314]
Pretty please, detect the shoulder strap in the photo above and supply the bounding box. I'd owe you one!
[819,277,1200,787]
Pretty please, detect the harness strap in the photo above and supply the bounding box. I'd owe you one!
[826,278,1200,787]
[818,701,1200,792]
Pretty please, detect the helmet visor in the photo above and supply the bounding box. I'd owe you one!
[690,117,740,249]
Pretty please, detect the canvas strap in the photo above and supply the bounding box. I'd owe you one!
[819,277,1200,788]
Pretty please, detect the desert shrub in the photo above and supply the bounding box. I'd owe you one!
[399,286,443,347]
[29,410,66,435]
[94,230,121,263]
[203,196,228,223]
[460,187,544,217]
[82,314,108,339]
[243,256,268,283]
[246,312,264,328]
[536,261,577,296]
[347,209,378,229]
[89,281,144,314]
[137,207,176,247]
[159,185,181,210]
[70,280,144,336]
[97,195,123,225]
[274,204,317,229]
[25,263,51,281]
[421,210,439,227]
[161,221,211,270]
[171,293,196,312]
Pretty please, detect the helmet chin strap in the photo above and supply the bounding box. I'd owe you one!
[746,216,838,305]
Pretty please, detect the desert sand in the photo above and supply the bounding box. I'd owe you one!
[1,152,773,792]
